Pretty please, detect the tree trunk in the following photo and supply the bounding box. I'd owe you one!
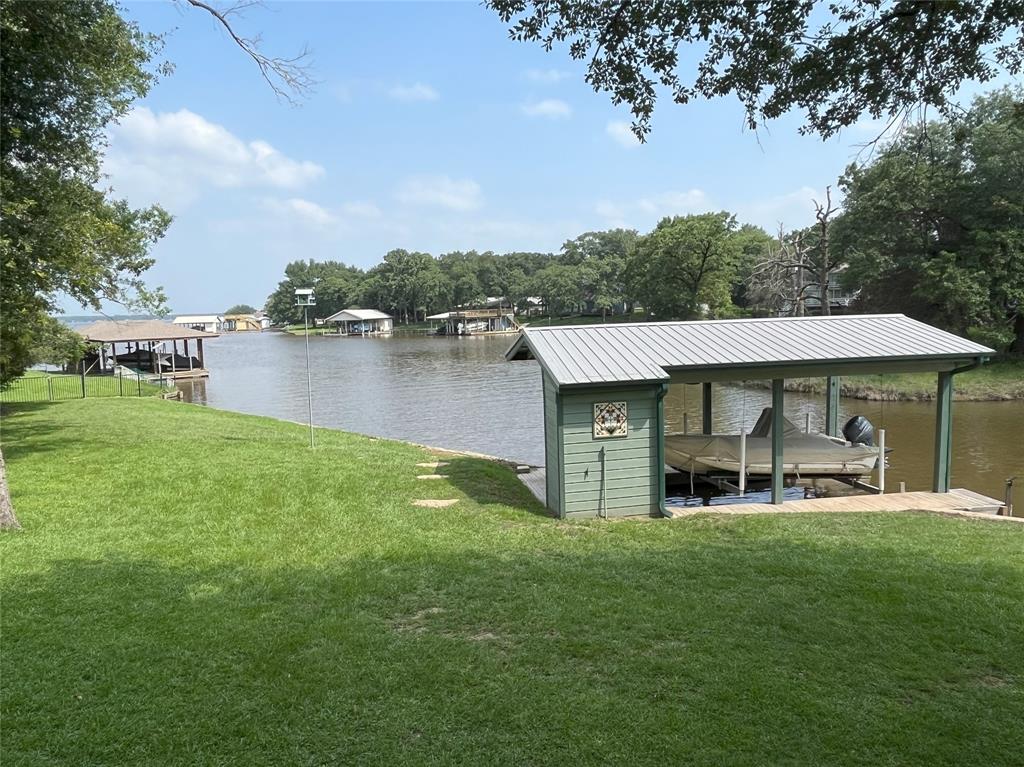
[1011,311,1024,354]
[0,447,20,530]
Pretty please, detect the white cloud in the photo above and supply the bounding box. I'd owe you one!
[595,189,709,224]
[340,201,382,218]
[395,175,483,212]
[606,120,640,149]
[388,82,439,102]
[733,186,821,231]
[521,99,572,119]
[595,186,824,231]
[264,198,336,227]
[104,107,324,209]
[524,68,571,83]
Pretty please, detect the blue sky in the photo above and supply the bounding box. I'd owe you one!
[83,1,978,314]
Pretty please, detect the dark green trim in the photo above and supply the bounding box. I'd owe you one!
[771,379,785,504]
[933,371,953,493]
[702,382,712,434]
[555,384,565,519]
[657,384,668,517]
[668,355,990,384]
[825,375,840,436]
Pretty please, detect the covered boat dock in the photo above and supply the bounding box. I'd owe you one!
[505,314,996,518]
[322,308,394,335]
[78,319,219,379]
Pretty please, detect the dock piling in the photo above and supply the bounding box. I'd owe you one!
[877,429,886,494]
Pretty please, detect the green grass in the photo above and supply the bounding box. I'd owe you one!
[2,399,1023,765]
[0,371,165,403]
[770,358,1024,401]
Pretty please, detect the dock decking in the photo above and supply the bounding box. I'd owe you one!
[516,467,1016,521]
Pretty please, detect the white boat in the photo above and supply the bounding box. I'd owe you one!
[664,408,882,478]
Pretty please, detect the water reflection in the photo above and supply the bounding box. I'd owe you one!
[179,332,1023,499]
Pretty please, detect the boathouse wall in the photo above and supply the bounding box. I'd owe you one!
[543,382,662,519]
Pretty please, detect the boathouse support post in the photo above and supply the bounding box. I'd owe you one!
[702,382,712,434]
[933,371,953,492]
[771,379,785,504]
[197,338,205,369]
[825,375,840,436]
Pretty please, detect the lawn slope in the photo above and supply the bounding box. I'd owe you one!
[2,399,1022,766]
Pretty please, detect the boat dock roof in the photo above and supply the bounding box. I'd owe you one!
[506,314,993,387]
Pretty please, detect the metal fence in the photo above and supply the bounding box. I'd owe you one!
[0,372,171,403]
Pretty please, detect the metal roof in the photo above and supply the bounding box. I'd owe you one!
[323,308,392,322]
[172,315,222,324]
[78,319,219,343]
[506,314,994,388]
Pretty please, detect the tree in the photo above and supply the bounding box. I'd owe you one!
[746,189,840,317]
[834,88,1024,351]
[1,0,172,529]
[369,250,444,323]
[1,0,171,386]
[487,1,1024,141]
[627,213,740,320]
[264,260,364,324]
[562,229,637,318]
[530,264,580,319]
[28,317,87,370]
[225,303,257,315]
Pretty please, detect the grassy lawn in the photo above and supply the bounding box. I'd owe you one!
[2,399,1022,765]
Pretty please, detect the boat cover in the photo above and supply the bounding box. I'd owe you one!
[664,433,880,476]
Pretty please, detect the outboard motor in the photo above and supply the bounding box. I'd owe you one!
[843,415,875,446]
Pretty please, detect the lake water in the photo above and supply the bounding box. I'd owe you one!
[177,332,1024,501]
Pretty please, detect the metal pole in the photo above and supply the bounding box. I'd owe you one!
[81,360,87,398]
[877,428,885,494]
[702,382,712,434]
[304,305,314,449]
[771,379,785,504]
[738,429,747,496]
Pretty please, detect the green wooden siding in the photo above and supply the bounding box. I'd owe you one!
[559,386,660,518]
[542,371,562,517]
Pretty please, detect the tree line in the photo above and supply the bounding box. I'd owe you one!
[266,89,1023,352]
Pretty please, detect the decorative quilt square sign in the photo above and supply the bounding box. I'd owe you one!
[593,401,628,439]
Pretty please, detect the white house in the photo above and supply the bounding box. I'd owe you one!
[172,314,223,333]
[323,308,393,335]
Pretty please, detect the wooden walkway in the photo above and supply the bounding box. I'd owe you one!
[516,468,1018,522]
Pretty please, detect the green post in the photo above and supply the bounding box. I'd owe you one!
[119,374,123,397]
[80,361,86,398]
[771,379,785,504]
[658,384,668,516]
[702,382,712,434]
[137,372,142,397]
[933,371,953,492]
[825,375,840,436]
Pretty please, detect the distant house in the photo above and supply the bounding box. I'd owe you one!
[222,314,262,332]
[323,308,393,335]
[173,314,223,333]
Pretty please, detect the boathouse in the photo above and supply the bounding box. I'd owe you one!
[506,314,993,519]
[431,308,520,335]
[323,308,394,335]
[78,319,219,379]
[173,314,223,333]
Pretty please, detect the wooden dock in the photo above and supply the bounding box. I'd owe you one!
[516,468,1017,522]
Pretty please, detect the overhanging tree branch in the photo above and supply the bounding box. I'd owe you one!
[183,0,314,103]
